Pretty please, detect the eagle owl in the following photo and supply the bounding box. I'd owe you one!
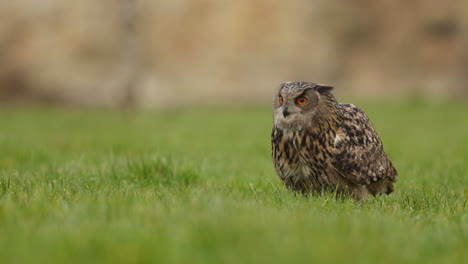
[271,82,397,200]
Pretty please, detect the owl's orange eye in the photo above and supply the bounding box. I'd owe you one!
[279,96,284,104]
[296,97,308,105]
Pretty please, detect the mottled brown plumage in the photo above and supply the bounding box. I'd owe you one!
[271,82,397,200]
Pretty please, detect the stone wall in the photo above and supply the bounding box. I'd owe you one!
[1,0,467,107]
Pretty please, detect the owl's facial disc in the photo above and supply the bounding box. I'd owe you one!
[274,89,317,130]
[274,105,305,130]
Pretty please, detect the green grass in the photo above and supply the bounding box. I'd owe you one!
[0,100,466,264]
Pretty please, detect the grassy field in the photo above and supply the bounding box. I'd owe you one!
[0,100,466,264]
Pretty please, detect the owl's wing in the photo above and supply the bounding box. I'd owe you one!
[330,104,397,185]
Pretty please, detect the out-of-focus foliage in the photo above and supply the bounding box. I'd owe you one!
[1,0,467,106]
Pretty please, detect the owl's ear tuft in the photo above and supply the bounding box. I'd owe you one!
[315,84,334,93]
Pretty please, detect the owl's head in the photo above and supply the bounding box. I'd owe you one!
[273,81,335,130]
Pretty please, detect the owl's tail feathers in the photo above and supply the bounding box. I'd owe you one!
[366,179,394,195]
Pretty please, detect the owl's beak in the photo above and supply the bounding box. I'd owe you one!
[282,107,290,117]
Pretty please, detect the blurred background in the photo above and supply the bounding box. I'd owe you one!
[1,0,467,108]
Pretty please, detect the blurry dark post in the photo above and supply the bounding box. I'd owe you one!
[119,0,141,109]
[0,25,28,102]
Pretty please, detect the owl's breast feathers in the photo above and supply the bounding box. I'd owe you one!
[330,104,397,185]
